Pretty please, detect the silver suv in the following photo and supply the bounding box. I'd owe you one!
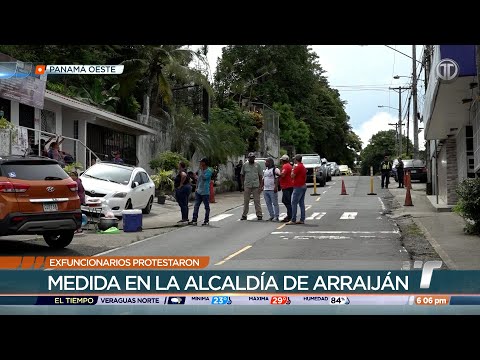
[297,154,327,187]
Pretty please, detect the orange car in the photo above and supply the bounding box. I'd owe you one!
[0,155,81,248]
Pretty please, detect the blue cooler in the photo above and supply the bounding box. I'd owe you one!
[122,209,143,232]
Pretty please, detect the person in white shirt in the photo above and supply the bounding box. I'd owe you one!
[262,157,281,221]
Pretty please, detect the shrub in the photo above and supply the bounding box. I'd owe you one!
[453,178,480,235]
[149,151,189,171]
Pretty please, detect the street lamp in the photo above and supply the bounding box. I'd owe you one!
[378,105,399,111]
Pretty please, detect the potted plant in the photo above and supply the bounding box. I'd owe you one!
[151,169,174,204]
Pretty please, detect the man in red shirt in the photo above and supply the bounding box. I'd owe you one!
[279,154,294,222]
[286,154,307,225]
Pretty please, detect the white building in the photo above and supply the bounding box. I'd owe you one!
[422,45,478,206]
[0,90,156,169]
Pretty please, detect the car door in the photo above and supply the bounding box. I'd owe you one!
[130,171,148,208]
[140,172,154,205]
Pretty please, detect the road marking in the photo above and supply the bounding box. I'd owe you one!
[214,245,252,265]
[277,223,287,229]
[340,212,357,219]
[378,197,386,212]
[322,190,327,193]
[315,212,326,220]
[247,214,258,220]
[209,214,234,222]
[315,196,321,202]
[360,235,377,238]
[294,235,350,240]
[305,205,312,211]
[306,212,321,220]
[272,230,399,235]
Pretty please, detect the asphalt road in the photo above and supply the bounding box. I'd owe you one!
[103,176,411,270]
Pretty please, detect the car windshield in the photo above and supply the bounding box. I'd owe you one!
[302,157,321,164]
[83,163,133,185]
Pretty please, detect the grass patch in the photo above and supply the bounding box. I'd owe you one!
[404,223,423,237]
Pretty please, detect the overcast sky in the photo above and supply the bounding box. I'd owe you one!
[194,45,425,151]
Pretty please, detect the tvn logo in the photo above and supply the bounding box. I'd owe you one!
[402,260,443,289]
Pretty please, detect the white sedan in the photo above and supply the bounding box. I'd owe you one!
[80,162,155,217]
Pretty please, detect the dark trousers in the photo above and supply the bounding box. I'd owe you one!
[236,176,243,191]
[281,187,293,220]
[192,192,210,223]
[175,184,192,221]
[398,170,404,188]
[381,172,390,188]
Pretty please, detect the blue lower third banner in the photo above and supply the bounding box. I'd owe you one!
[1,267,480,294]
[1,295,480,306]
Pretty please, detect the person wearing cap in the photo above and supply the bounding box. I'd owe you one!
[262,157,281,221]
[189,157,213,226]
[279,154,294,222]
[240,152,263,221]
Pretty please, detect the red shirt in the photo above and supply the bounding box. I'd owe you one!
[292,162,307,187]
[279,163,294,189]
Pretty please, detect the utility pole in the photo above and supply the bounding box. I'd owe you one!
[390,86,411,158]
[406,95,411,157]
[412,45,419,159]
[388,123,399,156]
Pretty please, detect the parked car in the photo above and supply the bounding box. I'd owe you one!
[0,155,81,248]
[297,154,327,186]
[327,162,340,176]
[80,162,155,217]
[402,159,427,183]
[339,165,349,176]
[321,158,332,181]
[255,158,267,172]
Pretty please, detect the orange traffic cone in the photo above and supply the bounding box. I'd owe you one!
[341,179,348,195]
[404,185,413,206]
[209,180,216,203]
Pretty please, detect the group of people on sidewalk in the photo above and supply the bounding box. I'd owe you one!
[174,157,212,226]
[239,152,308,225]
[174,153,310,226]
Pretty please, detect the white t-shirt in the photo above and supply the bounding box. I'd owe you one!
[263,167,281,191]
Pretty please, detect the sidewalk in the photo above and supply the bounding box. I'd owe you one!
[3,191,245,254]
[388,182,480,270]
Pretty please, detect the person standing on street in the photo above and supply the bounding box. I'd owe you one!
[380,155,392,189]
[189,158,213,226]
[240,152,263,221]
[235,160,243,192]
[396,157,405,188]
[174,161,192,224]
[263,157,281,221]
[70,171,85,235]
[279,154,294,222]
[286,154,307,225]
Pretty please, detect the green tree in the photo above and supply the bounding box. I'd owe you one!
[360,130,413,175]
[119,45,212,116]
[273,103,311,153]
[213,45,360,163]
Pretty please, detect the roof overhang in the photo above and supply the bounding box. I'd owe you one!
[44,90,157,135]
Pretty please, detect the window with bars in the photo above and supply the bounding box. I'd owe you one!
[41,109,56,134]
[86,123,137,165]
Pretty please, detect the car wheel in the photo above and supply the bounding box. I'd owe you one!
[142,196,153,214]
[319,178,325,187]
[43,230,75,249]
[125,199,133,210]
